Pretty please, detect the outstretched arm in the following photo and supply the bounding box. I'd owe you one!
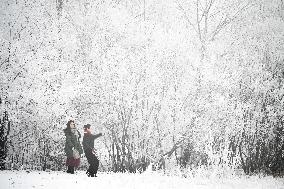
[92,133,103,140]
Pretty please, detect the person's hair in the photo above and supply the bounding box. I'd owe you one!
[64,120,81,138]
[66,120,75,131]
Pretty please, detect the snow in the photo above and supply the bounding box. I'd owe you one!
[0,170,284,189]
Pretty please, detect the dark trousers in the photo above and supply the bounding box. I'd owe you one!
[86,153,99,176]
[67,166,74,174]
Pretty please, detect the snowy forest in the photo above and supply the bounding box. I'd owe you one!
[0,0,284,178]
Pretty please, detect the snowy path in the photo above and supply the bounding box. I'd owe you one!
[0,170,284,189]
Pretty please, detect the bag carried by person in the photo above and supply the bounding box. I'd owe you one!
[72,147,80,159]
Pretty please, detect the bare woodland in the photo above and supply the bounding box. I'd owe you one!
[0,0,284,176]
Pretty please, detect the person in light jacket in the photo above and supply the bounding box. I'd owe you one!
[82,124,102,177]
[63,120,83,174]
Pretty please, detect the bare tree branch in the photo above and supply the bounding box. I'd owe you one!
[176,1,199,35]
[210,2,251,41]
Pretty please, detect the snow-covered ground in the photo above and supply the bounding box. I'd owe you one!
[0,170,284,189]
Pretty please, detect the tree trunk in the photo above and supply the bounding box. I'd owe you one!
[0,111,11,170]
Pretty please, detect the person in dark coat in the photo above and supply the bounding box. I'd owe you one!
[82,124,102,177]
[63,120,83,174]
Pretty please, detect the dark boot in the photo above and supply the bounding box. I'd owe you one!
[87,170,94,177]
[87,164,95,177]
[70,166,75,174]
[67,166,72,173]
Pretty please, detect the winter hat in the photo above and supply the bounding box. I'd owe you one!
[84,124,91,129]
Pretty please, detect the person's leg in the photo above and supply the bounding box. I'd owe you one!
[66,158,72,173]
[85,154,91,176]
[86,155,95,177]
[93,156,99,177]
[67,166,72,173]
[70,166,75,174]
[89,166,95,177]
[67,166,74,174]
